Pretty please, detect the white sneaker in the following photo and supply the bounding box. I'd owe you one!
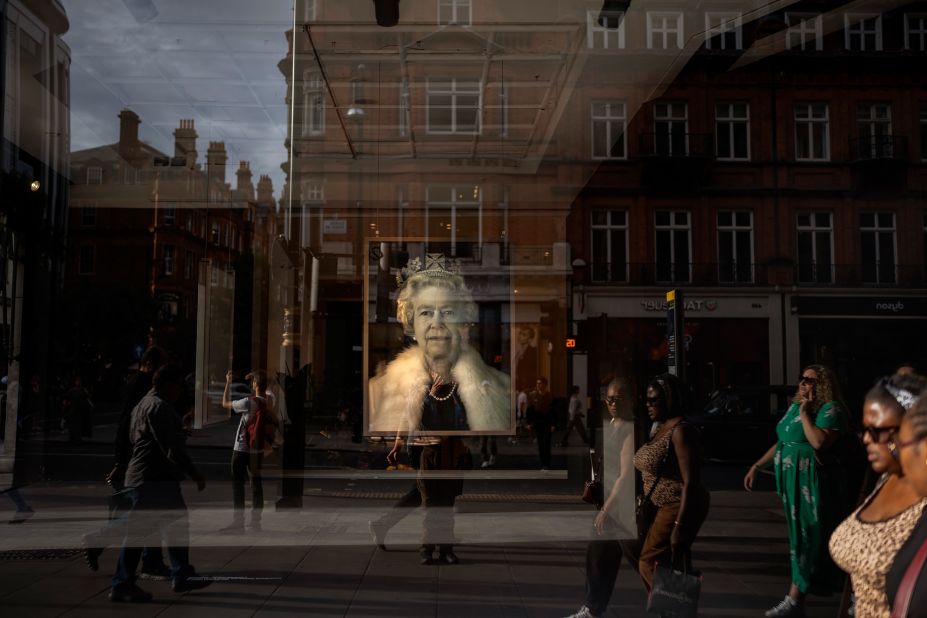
[489,455,496,466]
[481,460,491,468]
[563,607,594,618]
[765,596,804,618]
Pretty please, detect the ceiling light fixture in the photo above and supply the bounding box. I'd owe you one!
[597,0,630,30]
[373,0,400,27]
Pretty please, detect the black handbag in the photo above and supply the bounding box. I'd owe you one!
[647,560,701,617]
[636,424,679,539]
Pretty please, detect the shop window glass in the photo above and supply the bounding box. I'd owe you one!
[716,102,750,160]
[647,12,684,50]
[591,102,626,159]
[427,79,481,134]
[797,212,834,284]
[587,10,625,49]
[860,212,896,284]
[717,211,753,282]
[905,14,927,50]
[845,13,882,51]
[655,210,690,282]
[786,13,823,51]
[795,103,829,161]
[705,12,742,50]
[591,209,628,282]
[438,0,472,26]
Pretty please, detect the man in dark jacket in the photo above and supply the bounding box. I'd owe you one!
[528,377,554,470]
[109,364,208,603]
[93,346,168,577]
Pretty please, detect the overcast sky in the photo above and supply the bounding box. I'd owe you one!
[63,0,296,199]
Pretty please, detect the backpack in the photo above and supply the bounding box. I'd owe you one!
[244,396,276,450]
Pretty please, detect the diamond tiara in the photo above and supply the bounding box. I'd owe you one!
[396,253,461,288]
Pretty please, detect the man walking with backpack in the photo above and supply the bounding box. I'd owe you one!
[222,370,276,532]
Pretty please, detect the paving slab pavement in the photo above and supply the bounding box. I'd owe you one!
[0,482,844,617]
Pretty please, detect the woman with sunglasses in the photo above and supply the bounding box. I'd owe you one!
[744,364,848,617]
[829,373,927,618]
[888,390,927,617]
[564,379,638,618]
[633,373,709,591]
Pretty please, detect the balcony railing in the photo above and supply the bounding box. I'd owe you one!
[850,135,908,162]
[502,245,555,267]
[588,262,767,286]
[796,263,925,287]
[638,132,714,158]
[587,262,926,287]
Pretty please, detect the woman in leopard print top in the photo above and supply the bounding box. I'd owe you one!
[829,374,927,618]
[633,373,710,591]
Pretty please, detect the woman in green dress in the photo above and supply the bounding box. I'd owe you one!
[744,364,849,618]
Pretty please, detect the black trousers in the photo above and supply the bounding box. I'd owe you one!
[584,537,640,616]
[231,450,263,515]
[535,423,552,468]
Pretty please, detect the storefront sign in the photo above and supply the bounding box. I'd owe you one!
[323,219,347,234]
[641,299,718,312]
[796,296,927,317]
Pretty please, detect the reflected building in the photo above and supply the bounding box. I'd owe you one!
[0,0,71,486]
[279,1,591,417]
[277,0,927,422]
[66,111,275,384]
[565,2,927,413]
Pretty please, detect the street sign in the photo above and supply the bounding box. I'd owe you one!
[666,289,685,380]
[323,219,347,234]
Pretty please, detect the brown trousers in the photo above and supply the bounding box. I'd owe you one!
[638,489,710,590]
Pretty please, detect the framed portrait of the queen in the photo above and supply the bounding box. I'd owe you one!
[364,240,514,437]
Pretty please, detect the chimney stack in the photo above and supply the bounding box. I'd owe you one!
[206,141,228,186]
[236,161,254,200]
[118,109,140,159]
[173,119,198,168]
[256,174,274,206]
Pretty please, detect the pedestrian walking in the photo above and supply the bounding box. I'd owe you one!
[561,385,589,447]
[829,374,927,618]
[62,376,93,444]
[745,364,850,617]
[222,369,277,532]
[565,378,638,618]
[634,372,709,591]
[84,346,169,576]
[385,434,470,565]
[528,377,554,470]
[889,387,927,618]
[109,364,209,602]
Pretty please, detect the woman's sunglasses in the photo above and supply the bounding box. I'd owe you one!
[604,396,623,405]
[860,425,899,444]
[799,375,818,385]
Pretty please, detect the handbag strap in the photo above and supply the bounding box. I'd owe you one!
[891,533,927,618]
[643,421,681,504]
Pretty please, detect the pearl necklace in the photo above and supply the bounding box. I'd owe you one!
[429,381,458,401]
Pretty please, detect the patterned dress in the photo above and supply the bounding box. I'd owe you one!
[773,401,847,593]
[829,480,927,618]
